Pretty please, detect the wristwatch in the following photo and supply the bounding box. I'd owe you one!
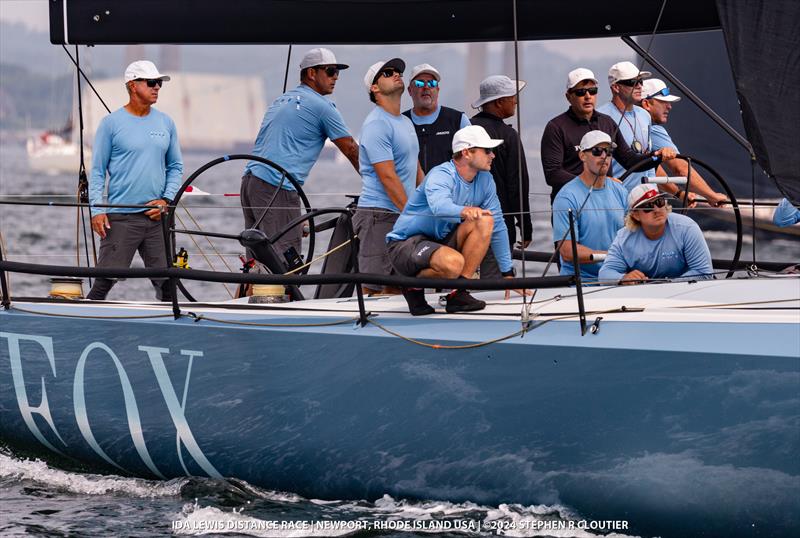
[501,268,516,277]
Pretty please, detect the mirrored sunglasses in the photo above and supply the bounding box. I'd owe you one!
[135,78,164,88]
[413,79,439,88]
[645,87,670,99]
[617,78,644,87]
[570,86,598,97]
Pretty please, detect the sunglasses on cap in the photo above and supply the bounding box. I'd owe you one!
[570,86,598,97]
[588,146,612,157]
[316,66,340,77]
[413,79,439,88]
[134,78,164,88]
[616,78,644,87]
[645,87,671,99]
[637,197,667,210]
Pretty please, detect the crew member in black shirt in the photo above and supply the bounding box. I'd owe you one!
[540,67,655,203]
[469,75,532,279]
[402,63,470,173]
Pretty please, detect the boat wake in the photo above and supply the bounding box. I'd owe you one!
[0,450,639,537]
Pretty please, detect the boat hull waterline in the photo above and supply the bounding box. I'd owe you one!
[1,280,798,537]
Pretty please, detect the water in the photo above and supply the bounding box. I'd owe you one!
[1,140,798,537]
[1,448,636,538]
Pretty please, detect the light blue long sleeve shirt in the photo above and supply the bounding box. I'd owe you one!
[387,160,513,273]
[773,198,800,227]
[599,213,713,282]
[89,107,183,215]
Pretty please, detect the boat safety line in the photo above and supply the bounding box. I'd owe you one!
[7,306,175,320]
[186,313,361,328]
[366,317,528,349]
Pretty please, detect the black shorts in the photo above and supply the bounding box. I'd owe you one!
[386,229,458,277]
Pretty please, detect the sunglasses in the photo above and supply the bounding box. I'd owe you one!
[570,86,598,97]
[135,78,164,88]
[316,66,340,77]
[637,197,667,210]
[380,68,402,78]
[413,79,439,88]
[589,146,612,157]
[616,78,644,87]
[645,87,671,99]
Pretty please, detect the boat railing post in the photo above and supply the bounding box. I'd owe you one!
[348,215,369,327]
[568,209,587,335]
[0,245,10,309]
[160,207,180,319]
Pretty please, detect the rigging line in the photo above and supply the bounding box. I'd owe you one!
[174,209,235,299]
[60,45,111,114]
[9,306,175,320]
[282,45,293,94]
[283,237,355,276]
[189,314,360,328]
[367,317,527,349]
[751,159,757,272]
[512,0,529,317]
[0,230,10,299]
[73,45,94,285]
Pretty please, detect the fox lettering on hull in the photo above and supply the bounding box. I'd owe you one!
[0,331,220,478]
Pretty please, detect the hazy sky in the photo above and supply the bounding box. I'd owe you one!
[0,0,632,60]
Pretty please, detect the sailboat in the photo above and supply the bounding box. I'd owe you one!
[2,1,798,537]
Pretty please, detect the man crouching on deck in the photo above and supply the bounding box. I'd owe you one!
[386,125,527,315]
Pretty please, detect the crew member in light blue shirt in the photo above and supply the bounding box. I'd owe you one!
[599,183,713,283]
[773,198,800,227]
[353,58,424,295]
[387,125,529,315]
[402,63,470,173]
[87,60,183,301]
[552,130,628,281]
[596,61,676,191]
[241,48,359,260]
[640,78,727,206]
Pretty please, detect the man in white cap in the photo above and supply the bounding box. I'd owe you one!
[541,67,657,203]
[639,78,727,206]
[599,183,713,284]
[242,47,358,264]
[353,58,424,295]
[87,60,182,301]
[552,130,628,280]
[597,61,677,191]
[402,63,470,173]
[387,125,527,315]
[470,75,532,276]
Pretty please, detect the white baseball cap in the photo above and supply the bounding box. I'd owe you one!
[567,68,598,90]
[608,61,651,85]
[363,58,406,91]
[409,63,441,81]
[299,47,349,70]
[472,75,527,109]
[452,125,504,153]
[124,60,170,83]
[628,183,668,209]
[576,130,617,152]
[642,78,681,102]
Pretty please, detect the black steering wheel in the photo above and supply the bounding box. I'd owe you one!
[618,153,742,279]
[166,154,316,301]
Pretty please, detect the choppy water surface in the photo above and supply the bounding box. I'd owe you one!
[1,449,639,538]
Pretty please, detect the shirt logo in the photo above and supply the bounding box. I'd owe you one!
[416,245,431,257]
[435,131,450,136]
[149,130,167,138]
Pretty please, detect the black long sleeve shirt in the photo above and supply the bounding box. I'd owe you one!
[540,108,656,202]
[470,111,532,243]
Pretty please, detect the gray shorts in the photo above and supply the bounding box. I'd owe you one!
[240,172,301,260]
[387,229,458,277]
[352,207,399,290]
